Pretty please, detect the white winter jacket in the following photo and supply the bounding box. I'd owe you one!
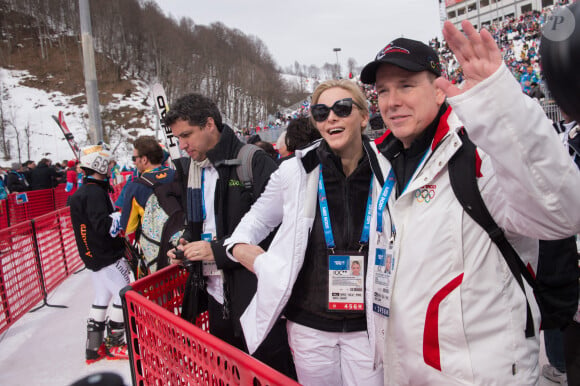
[371,63,580,385]
[224,137,389,358]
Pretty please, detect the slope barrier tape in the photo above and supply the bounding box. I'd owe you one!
[121,265,300,386]
[0,207,83,335]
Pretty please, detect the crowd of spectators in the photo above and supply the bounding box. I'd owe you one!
[433,2,572,97]
[0,158,80,196]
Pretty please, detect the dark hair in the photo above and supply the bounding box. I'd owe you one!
[38,158,50,167]
[134,136,164,165]
[82,167,97,176]
[247,134,261,144]
[254,141,278,159]
[285,117,321,151]
[163,93,223,132]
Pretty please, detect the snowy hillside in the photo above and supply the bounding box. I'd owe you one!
[0,68,318,170]
[0,68,155,169]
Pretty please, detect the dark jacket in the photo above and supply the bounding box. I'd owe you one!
[6,171,29,192]
[180,125,278,334]
[29,164,59,190]
[69,177,125,271]
[284,139,372,332]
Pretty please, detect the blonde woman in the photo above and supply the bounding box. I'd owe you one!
[225,79,388,386]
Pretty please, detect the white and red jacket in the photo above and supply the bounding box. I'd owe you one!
[371,63,580,385]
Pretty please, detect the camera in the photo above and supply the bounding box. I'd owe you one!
[174,249,185,260]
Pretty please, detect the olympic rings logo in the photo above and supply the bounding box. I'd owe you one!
[415,186,436,203]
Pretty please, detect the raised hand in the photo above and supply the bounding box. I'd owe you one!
[435,20,503,98]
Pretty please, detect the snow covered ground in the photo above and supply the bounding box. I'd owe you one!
[0,68,154,170]
[0,265,560,386]
[0,269,131,386]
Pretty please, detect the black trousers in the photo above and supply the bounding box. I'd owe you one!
[564,321,580,386]
[207,295,297,380]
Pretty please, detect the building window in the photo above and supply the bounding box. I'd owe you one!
[480,0,490,7]
[458,7,466,15]
[448,10,457,18]
[468,3,477,12]
[541,0,554,7]
[521,4,532,13]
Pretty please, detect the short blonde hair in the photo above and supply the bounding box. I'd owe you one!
[310,79,369,128]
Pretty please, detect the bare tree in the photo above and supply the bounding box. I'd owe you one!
[0,89,12,160]
[22,119,31,160]
[347,57,357,77]
[2,0,302,130]
[0,89,6,159]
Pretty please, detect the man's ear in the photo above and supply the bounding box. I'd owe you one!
[204,117,216,132]
[434,84,446,106]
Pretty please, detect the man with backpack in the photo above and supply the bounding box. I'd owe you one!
[357,21,580,384]
[120,135,176,272]
[163,93,296,380]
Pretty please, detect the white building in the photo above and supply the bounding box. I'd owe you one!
[444,0,556,29]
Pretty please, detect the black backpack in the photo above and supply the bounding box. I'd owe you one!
[449,129,579,335]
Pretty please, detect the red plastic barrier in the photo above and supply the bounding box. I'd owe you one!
[6,188,56,226]
[0,199,8,229]
[0,206,84,335]
[0,181,128,229]
[0,221,44,335]
[53,184,70,209]
[56,207,83,274]
[122,265,299,386]
[120,171,134,184]
[33,209,81,294]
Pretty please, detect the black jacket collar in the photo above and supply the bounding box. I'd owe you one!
[301,136,385,186]
[83,176,112,192]
[206,125,241,166]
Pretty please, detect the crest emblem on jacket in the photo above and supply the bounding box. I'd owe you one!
[415,185,436,203]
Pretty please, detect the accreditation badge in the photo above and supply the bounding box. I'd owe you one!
[201,232,220,277]
[373,242,395,317]
[328,253,365,312]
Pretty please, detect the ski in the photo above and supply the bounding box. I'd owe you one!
[151,83,181,163]
[52,111,81,158]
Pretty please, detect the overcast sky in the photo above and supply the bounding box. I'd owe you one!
[153,0,443,71]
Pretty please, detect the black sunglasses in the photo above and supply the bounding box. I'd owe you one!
[132,155,140,162]
[310,98,362,122]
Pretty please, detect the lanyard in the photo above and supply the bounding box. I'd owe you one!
[376,149,430,234]
[201,168,206,221]
[376,169,396,234]
[317,165,373,252]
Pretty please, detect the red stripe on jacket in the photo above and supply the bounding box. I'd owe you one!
[423,273,464,371]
